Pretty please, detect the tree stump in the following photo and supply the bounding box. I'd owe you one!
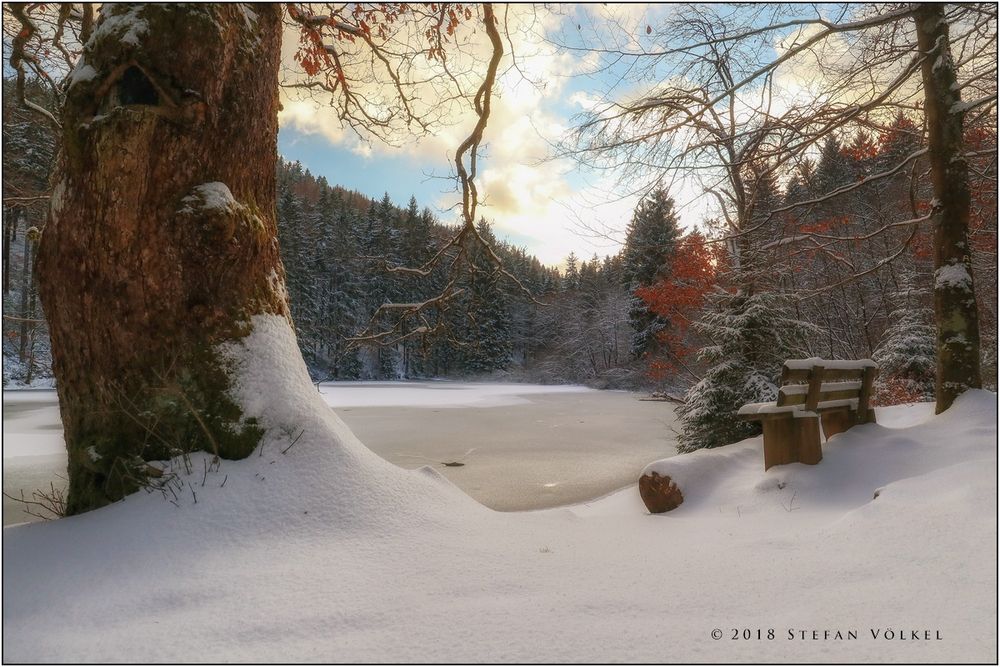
[638,471,684,513]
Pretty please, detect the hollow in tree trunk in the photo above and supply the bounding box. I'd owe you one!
[36,5,288,514]
[913,4,983,413]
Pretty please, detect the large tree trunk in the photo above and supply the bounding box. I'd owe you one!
[37,5,288,514]
[913,5,983,413]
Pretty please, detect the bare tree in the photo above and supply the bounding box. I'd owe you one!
[563,3,996,412]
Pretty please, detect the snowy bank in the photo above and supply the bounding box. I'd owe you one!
[3,317,996,662]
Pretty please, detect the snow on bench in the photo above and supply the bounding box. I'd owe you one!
[779,381,863,396]
[783,357,876,371]
[737,402,816,417]
[739,359,878,471]
[815,397,860,412]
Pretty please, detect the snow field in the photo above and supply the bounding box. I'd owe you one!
[3,376,674,520]
[2,315,996,662]
[318,379,591,409]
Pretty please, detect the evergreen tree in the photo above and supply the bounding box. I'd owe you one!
[812,136,851,197]
[563,252,579,291]
[676,289,815,452]
[621,188,681,358]
[459,221,513,374]
[359,194,403,378]
[678,168,815,452]
[873,274,937,403]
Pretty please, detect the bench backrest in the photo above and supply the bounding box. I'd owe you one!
[776,359,878,415]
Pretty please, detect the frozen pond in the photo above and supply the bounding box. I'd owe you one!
[3,382,678,524]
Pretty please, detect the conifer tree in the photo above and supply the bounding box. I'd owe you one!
[621,188,681,358]
[676,289,815,452]
[459,221,513,374]
[812,136,851,199]
[873,273,937,404]
[563,252,580,291]
[678,170,815,452]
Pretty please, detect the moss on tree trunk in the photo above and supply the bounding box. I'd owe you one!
[36,5,288,514]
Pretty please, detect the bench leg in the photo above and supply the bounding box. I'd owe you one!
[821,410,855,440]
[795,416,823,465]
[762,419,796,470]
[762,416,822,470]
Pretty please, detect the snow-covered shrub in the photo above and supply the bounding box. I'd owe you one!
[873,277,936,404]
[676,288,816,452]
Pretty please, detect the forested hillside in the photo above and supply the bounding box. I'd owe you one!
[3,86,997,411]
[2,78,55,386]
[2,91,647,387]
[272,159,650,385]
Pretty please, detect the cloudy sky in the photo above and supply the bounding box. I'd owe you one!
[273,3,891,267]
[275,4,710,267]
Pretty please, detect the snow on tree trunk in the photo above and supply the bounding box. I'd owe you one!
[913,4,983,414]
[36,5,289,514]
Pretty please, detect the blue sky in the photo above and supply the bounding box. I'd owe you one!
[273,3,815,266]
[274,5,675,266]
[275,51,613,259]
[278,126,450,211]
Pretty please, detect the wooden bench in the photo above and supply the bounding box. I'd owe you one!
[738,358,878,470]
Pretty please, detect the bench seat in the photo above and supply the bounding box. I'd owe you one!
[739,359,878,470]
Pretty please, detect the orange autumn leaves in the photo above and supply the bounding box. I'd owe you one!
[634,232,720,379]
[291,2,477,80]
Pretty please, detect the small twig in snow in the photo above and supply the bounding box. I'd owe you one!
[282,429,306,455]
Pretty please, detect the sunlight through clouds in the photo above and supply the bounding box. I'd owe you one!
[272,2,963,268]
[275,4,650,267]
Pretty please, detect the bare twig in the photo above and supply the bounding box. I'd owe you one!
[281,429,306,455]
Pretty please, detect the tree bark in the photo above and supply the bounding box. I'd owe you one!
[37,5,289,514]
[913,4,983,413]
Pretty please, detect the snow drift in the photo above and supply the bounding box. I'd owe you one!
[3,315,996,662]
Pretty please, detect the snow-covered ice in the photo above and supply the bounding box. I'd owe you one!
[318,380,590,409]
[2,316,996,662]
[1,395,64,458]
[3,380,675,520]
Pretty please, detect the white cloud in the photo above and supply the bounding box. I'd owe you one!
[277,6,612,264]
[278,97,348,145]
[275,4,720,267]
